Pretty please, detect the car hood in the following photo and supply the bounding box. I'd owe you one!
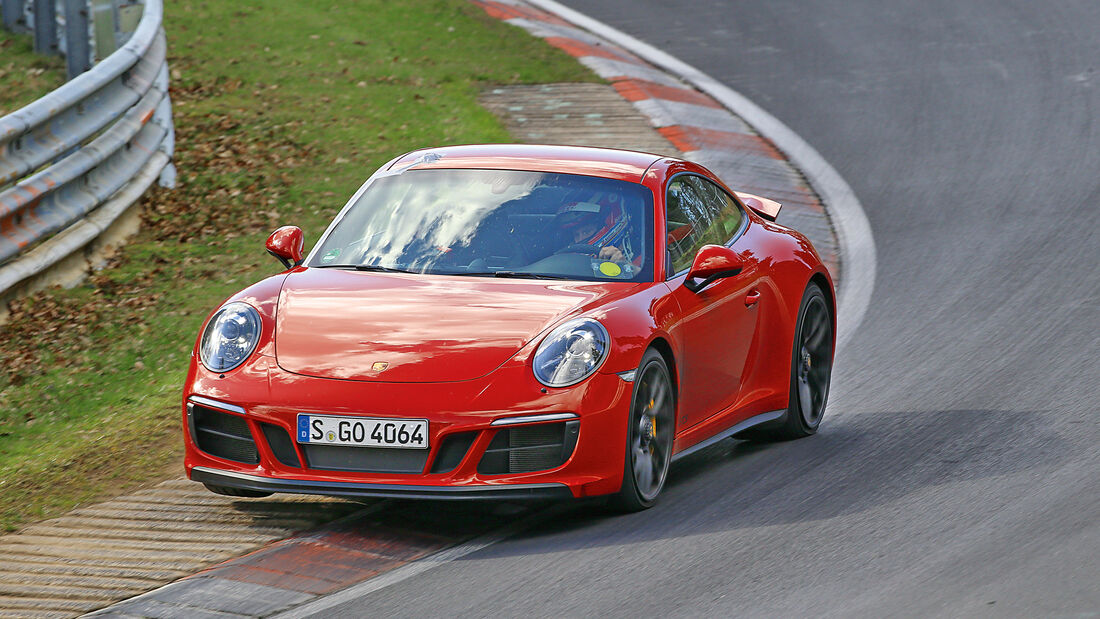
[274,268,634,382]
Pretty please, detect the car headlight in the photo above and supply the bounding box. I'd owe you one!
[533,318,610,387]
[199,302,262,372]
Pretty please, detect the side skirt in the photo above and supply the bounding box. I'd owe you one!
[671,409,785,462]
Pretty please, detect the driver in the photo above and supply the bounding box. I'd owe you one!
[555,197,633,264]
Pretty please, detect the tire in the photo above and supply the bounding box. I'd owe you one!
[203,483,273,498]
[612,349,675,512]
[741,282,834,441]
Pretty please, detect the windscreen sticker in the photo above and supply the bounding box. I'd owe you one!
[321,248,341,263]
[598,261,622,277]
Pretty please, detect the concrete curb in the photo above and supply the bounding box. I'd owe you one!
[81,498,536,618]
[0,479,363,618]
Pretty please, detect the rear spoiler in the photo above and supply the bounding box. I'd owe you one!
[735,192,782,222]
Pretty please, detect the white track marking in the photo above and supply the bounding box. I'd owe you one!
[526,0,877,352]
[272,504,573,619]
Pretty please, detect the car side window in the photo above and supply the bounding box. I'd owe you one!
[665,175,745,276]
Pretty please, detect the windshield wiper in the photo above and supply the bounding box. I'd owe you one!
[491,271,575,280]
[355,265,417,274]
[313,264,416,274]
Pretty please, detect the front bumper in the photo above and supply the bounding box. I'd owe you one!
[182,353,633,500]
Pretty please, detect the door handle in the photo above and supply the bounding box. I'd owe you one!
[745,290,760,306]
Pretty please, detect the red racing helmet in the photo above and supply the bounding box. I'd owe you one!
[556,193,629,247]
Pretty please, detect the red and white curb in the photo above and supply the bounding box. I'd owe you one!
[476,0,875,352]
[84,500,535,618]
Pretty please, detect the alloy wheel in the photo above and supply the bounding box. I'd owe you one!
[795,293,832,427]
[630,359,674,502]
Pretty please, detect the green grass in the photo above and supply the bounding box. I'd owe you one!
[0,0,598,532]
[0,28,66,116]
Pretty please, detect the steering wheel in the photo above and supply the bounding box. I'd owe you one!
[554,243,599,256]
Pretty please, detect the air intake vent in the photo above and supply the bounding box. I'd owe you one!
[429,432,478,474]
[189,404,259,464]
[261,423,301,468]
[478,420,579,475]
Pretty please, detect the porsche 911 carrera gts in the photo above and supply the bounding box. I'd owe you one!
[183,144,835,510]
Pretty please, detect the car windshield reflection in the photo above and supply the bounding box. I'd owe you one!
[309,169,654,282]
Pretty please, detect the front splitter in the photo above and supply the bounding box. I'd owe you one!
[190,466,575,501]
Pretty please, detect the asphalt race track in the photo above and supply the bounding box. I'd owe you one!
[302,1,1100,616]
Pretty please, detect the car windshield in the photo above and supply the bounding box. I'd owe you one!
[308,169,654,282]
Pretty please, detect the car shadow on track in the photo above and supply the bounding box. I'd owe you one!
[463,408,1068,556]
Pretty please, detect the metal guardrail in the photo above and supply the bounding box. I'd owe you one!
[0,0,173,298]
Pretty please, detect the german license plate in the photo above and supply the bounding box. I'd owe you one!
[296,414,428,449]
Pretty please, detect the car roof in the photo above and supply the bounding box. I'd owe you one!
[387,144,667,183]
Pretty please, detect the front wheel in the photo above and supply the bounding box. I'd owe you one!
[612,349,675,511]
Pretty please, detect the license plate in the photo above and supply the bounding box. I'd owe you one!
[296,414,428,449]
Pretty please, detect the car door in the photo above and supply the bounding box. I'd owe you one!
[665,174,761,430]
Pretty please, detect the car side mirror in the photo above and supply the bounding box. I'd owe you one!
[684,244,743,292]
[266,226,305,270]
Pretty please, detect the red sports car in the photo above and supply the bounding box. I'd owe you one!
[183,144,834,510]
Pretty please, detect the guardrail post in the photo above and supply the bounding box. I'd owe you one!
[1,0,26,31]
[32,0,57,54]
[63,0,91,79]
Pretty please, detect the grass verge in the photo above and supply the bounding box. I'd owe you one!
[0,27,66,116]
[0,0,597,532]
